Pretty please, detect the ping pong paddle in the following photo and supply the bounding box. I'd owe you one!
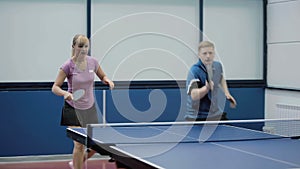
[73,89,85,101]
[206,64,213,82]
[206,64,214,91]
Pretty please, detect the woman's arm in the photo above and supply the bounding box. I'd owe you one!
[96,66,114,89]
[52,69,73,100]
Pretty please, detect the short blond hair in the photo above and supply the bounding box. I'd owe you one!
[198,41,215,52]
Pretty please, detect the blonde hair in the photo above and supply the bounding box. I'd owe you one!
[71,34,89,56]
[198,41,215,52]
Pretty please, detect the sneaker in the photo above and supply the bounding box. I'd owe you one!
[68,161,74,169]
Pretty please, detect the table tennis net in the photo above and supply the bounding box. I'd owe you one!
[84,119,300,145]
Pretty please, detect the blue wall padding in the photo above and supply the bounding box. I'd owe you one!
[0,88,264,156]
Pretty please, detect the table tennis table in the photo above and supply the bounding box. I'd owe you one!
[67,122,300,169]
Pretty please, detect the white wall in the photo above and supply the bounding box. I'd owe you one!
[265,0,300,122]
[0,0,86,82]
[204,0,264,80]
[92,0,264,81]
[91,0,200,81]
[267,0,300,90]
[0,0,265,82]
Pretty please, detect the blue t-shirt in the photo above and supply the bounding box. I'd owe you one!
[185,59,226,119]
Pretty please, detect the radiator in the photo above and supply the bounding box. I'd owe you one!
[263,103,300,137]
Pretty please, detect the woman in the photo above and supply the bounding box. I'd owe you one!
[52,34,114,169]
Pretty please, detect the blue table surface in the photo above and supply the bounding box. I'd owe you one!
[114,138,300,169]
[73,124,283,143]
[69,125,300,169]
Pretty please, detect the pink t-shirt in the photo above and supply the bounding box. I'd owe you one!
[61,56,99,110]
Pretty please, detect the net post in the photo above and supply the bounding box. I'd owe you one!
[86,124,93,148]
[102,90,106,125]
[84,124,93,169]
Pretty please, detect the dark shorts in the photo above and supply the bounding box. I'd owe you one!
[186,112,228,121]
[61,101,99,127]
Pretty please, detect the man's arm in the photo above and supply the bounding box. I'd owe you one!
[220,75,237,108]
[188,79,211,101]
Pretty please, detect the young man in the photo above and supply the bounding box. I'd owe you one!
[185,41,236,121]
